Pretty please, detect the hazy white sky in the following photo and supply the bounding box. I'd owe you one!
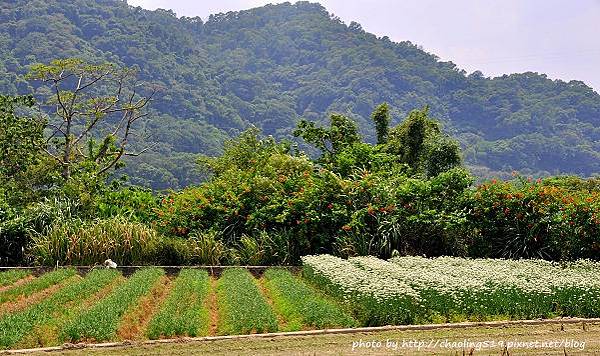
[128,0,600,92]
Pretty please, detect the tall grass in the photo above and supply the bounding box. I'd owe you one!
[29,217,161,266]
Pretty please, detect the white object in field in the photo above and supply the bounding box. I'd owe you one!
[104,259,117,269]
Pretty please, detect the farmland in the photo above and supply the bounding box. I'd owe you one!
[1,256,600,351]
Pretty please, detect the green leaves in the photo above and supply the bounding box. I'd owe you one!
[294,113,362,164]
[27,59,114,82]
[385,107,461,177]
[0,95,45,181]
[371,102,390,145]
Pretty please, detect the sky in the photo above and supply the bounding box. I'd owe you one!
[127,0,600,93]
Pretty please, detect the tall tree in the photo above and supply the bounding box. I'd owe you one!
[27,58,155,181]
[293,113,361,163]
[371,102,391,145]
[386,107,461,177]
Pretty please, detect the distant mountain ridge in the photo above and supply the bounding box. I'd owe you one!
[1,0,599,188]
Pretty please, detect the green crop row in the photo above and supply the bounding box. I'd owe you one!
[0,270,30,287]
[263,268,356,331]
[146,269,210,339]
[0,269,120,349]
[61,268,164,342]
[217,268,277,335]
[0,269,76,305]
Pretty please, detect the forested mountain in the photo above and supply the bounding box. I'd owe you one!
[1,0,599,189]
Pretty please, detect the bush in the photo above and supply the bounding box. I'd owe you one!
[95,187,158,224]
[1,198,80,266]
[467,175,600,260]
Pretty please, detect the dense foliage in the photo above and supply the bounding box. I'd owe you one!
[1,1,599,189]
[2,88,600,265]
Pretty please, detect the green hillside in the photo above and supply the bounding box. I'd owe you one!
[1,0,599,188]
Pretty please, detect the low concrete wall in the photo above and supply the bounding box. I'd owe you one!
[0,265,302,277]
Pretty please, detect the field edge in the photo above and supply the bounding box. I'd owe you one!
[2,316,599,355]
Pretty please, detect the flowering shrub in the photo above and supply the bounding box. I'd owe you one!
[467,175,600,260]
[151,130,600,264]
[155,165,474,263]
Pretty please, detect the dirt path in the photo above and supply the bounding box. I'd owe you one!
[208,277,219,336]
[23,320,600,355]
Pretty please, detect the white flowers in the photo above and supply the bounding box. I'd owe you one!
[302,254,600,325]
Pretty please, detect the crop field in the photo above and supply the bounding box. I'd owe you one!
[302,255,600,325]
[1,255,600,351]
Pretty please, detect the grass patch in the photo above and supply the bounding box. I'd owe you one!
[15,274,126,349]
[0,269,119,349]
[0,269,75,305]
[0,270,30,287]
[117,275,171,341]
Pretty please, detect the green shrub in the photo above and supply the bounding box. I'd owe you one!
[95,187,158,224]
[1,198,80,266]
[467,175,600,260]
[185,230,232,265]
